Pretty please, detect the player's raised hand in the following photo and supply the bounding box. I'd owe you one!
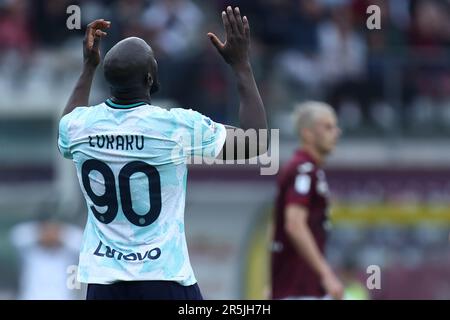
[83,19,111,68]
[208,6,250,68]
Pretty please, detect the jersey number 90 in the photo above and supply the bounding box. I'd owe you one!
[81,160,162,227]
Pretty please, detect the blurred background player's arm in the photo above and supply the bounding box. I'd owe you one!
[61,19,110,118]
[208,7,267,160]
[285,204,344,299]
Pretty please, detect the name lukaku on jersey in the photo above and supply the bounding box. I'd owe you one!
[88,135,144,150]
[93,240,161,261]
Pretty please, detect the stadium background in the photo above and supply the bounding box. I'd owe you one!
[0,0,449,299]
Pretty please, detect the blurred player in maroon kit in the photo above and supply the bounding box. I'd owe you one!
[271,101,343,300]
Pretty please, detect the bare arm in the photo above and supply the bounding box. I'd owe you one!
[285,204,344,299]
[208,7,267,159]
[233,61,266,132]
[63,65,97,117]
[61,19,110,118]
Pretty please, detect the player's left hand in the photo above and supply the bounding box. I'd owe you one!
[208,6,250,68]
[83,19,111,68]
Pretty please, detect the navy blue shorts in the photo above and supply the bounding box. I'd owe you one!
[86,280,203,300]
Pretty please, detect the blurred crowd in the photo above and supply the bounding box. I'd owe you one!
[1,0,450,133]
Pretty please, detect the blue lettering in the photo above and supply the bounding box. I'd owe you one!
[93,241,105,257]
[105,246,116,258]
[135,135,144,150]
[148,248,161,260]
[124,253,137,261]
[106,135,114,149]
[126,135,134,150]
[116,135,124,150]
[137,251,149,261]
[97,135,105,148]
[92,241,160,262]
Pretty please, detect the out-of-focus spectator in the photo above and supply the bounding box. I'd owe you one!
[404,0,450,128]
[0,0,449,132]
[319,3,366,86]
[106,0,148,45]
[10,217,83,300]
[30,0,75,48]
[141,0,204,58]
[274,0,325,92]
[319,2,368,128]
[0,0,33,55]
[409,0,450,51]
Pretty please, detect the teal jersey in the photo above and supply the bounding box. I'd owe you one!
[58,100,226,285]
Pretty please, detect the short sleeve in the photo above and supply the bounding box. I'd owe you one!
[58,113,73,159]
[9,222,39,249]
[170,108,227,159]
[285,162,316,207]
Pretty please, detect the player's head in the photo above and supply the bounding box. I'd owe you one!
[103,37,160,96]
[38,221,62,248]
[293,101,340,156]
[35,211,63,248]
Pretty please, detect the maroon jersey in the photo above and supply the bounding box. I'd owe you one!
[271,149,330,299]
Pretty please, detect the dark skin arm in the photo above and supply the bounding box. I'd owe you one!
[61,19,110,118]
[208,7,268,159]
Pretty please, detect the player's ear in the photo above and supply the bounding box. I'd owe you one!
[302,127,312,143]
[150,73,160,95]
[146,73,153,87]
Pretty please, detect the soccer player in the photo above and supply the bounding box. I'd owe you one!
[58,7,267,300]
[271,101,343,300]
[10,217,83,300]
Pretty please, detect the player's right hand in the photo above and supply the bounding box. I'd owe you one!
[321,271,344,300]
[208,6,250,68]
[83,19,111,68]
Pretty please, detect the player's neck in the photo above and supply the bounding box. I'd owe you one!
[110,88,151,105]
[302,145,324,166]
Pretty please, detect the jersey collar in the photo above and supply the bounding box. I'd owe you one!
[296,149,318,166]
[105,99,148,109]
